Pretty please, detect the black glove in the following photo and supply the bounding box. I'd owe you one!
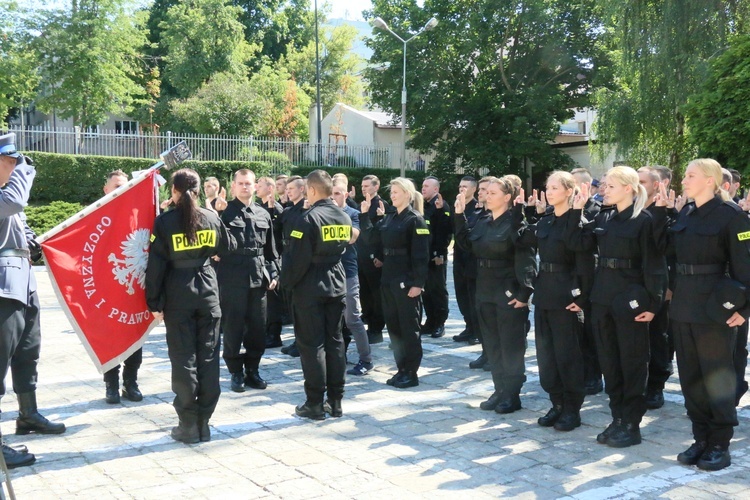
[28,239,42,263]
[22,155,33,166]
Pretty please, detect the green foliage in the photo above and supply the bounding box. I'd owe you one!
[593,0,749,171]
[25,152,272,204]
[25,201,85,238]
[160,0,257,99]
[34,0,149,129]
[365,0,600,179]
[0,1,39,124]
[687,35,750,175]
[234,1,314,63]
[281,23,366,116]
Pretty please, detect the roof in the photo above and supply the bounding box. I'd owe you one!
[334,103,404,129]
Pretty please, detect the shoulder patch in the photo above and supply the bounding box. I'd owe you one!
[150,233,156,243]
[444,211,451,216]
[737,231,750,241]
[172,230,217,251]
[416,228,430,235]
[425,220,431,225]
[291,230,304,239]
[321,225,351,242]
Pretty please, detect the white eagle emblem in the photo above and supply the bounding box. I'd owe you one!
[108,229,151,295]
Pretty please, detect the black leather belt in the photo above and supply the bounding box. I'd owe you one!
[675,263,725,275]
[0,248,30,258]
[539,262,570,273]
[598,257,641,269]
[172,258,211,269]
[478,258,510,269]
[383,248,407,256]
[236,248,263,256]
[312,255,341,264]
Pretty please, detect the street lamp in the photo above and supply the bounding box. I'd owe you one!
[371,16,438,177]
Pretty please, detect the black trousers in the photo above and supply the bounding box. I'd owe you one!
[535,307,585,412]
[293,294,346,403]
[423,262,449,329]
[478,301,528,396]
[266,287,283,341]
[359,262,385,332]
[648,300,673,391]
[221,286,267,374]
[454,261,479,338]
[673,320,737,448]
[164,306,222,424]
[381,283,423,373]
[592,305,649,425]
[734,322,749,401]
[103,349,143,384]
[0,292,41,396]
[580,303,601,385]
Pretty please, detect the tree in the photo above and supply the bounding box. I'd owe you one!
[687,35,750,174]
[281,23,366,117]
[365,0,601,178]
[159,0,256,99]
[234,0,314,63]
[34,0,148,130]
[593,1,749,172]
[0,1,39,124]
[170,66,310,137]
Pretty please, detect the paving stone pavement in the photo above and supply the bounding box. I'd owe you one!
[3,263,749,499]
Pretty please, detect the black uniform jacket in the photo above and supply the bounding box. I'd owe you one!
[146,207,236,312]
[668,196,750,323]
[568,204,666,313]
[454,207,536,304]
[217,199,279,288]
[424,195,453,260]
[281,198,351,297]
[360,206,430,289]
[356,194,389,263]
[519,210,592,309]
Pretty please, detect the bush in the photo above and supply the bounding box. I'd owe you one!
[25,201,85,238]
[26,152,274,204]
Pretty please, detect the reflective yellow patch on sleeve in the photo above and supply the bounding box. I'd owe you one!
[738,231,750,241]
[425,220,431,225]
[444,211,450,216]
[321,225,351,242]
[291,230,304,239]
[172,230,216,251]
[150,234,156,242]
[416,228,430,235]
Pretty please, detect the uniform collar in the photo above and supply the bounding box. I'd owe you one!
[614,204,635,221]
[692,195,722,218]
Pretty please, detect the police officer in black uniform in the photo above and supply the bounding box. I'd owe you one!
[0,133,67,468]
[283,170,351,420]
[357,174,388,344]
[420,176,452,338]
[360,177,430,388]
[454,176,536,414]
[452,176,481,345]
[218,169,279,392]
[146,168,235,444]
[667,158,750,471]
[569,166,666,448]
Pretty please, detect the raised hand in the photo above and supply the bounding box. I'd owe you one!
[655,183,669,207]
[538,191,548,213]
[435,193,444,209]
[526,189,538,207]
[675,194,687,212]
[514,188,526,206]
[360,192,372,213]
[349,185,356,199]
[454,192,466,214]
[376,200,385,216]
[215,187,228,211]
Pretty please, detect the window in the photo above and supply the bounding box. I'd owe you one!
[115,120,139,135]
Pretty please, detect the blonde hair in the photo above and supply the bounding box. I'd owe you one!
[547,171,578,207]
[605,166,648,218]
[687,158,732,202]
[488,176,516,210]
[389,177,424,215]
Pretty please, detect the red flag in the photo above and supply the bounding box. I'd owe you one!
[40,170,159,373]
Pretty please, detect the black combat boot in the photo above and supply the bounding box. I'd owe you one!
[122,379,143,402]
[324,399,343,418]
[171,418,200,444]
[295,401,326,421]
[15,392,66,435]
[538,405,563,427]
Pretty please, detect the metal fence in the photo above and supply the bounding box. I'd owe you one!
[3,125,436,172]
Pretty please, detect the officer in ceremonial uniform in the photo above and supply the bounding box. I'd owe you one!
[218,169,279,392]
[0,133,66,468]
[146,168,235,444]
[282,170,351,420]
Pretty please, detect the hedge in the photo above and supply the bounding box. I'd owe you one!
[25,152,275,204]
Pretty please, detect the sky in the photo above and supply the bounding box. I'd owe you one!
[326,0,372,21]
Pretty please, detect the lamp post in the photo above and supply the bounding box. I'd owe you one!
[371,16,438,177]
[314,0,322,164]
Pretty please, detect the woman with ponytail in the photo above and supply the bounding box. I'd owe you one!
[568,166,666,448]
[146,168,235,444]
[359,177,430,388]
[666,158,750,471]
[518,171,590,431]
